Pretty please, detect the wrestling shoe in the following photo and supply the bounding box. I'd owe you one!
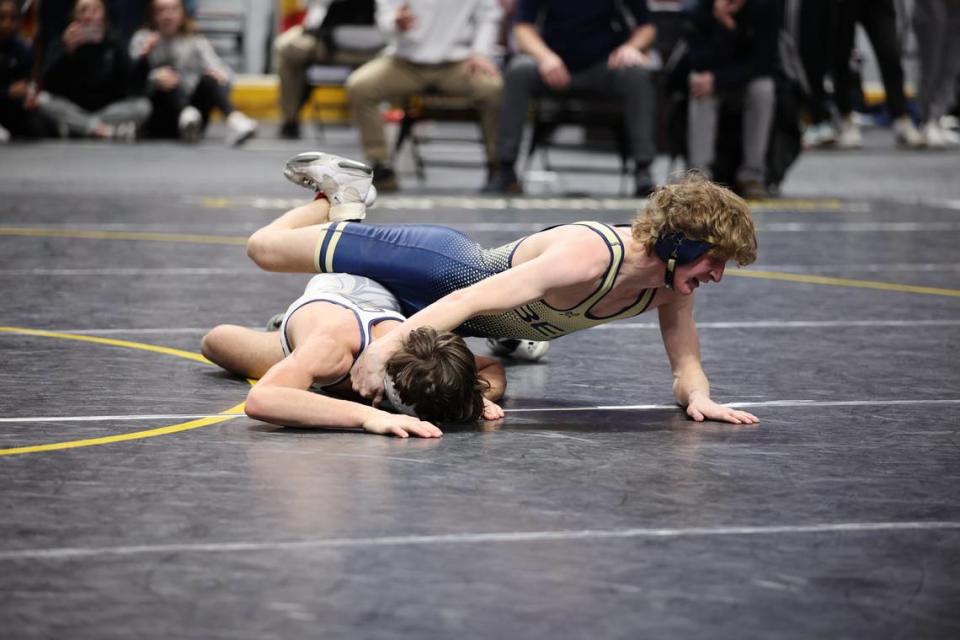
[265,313,284,331]
[283,151,377,221]
[486,337,550,362]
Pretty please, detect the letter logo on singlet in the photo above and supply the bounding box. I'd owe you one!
[515,305,564,337]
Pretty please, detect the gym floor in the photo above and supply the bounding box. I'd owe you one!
[1,124,958,639]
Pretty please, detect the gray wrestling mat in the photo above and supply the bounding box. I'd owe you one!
[1,127,959,639]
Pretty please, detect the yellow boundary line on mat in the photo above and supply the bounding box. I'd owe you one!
[0,327,251,457]
[2,226,960,298]
[728,270,960,298]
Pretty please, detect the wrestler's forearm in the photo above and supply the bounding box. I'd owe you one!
[245,384,380,429]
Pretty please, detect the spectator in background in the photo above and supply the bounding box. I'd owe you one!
[275,0,378,140]
[831,0,922,149]
[346,0,504,192]
[912,0,960,148]
[1,0,44,142]
[685,0,779,199]
[35,0,150,141]
[130,0,257,145]
[483,0,658,197]
[796,0,838,148]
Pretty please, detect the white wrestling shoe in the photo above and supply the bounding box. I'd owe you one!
[283,151,377,221]
[486,338,550,362]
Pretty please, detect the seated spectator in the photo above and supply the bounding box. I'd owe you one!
[129,0,257,145]
[831,0,922,149]
[685,0,779,199]
[912,0,960,148]
[0,0,45,142]
[275,0,378,140]
[483,0,658,197]
[35,0,151,141]
[346,0,504,192]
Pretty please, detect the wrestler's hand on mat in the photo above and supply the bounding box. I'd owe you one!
[362,412,442,439]
[351,343,389,405]
[482,398,504,421]
[686,394,758,425]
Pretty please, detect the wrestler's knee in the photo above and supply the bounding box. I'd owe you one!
[246,228,277,270]
[200,325,229,363]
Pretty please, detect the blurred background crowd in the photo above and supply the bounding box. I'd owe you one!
[1,0,958,198]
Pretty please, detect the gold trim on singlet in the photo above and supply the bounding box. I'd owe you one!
[313,221,348,273]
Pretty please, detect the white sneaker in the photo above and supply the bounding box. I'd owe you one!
[940,125,960,148]
[178,106,202,143]
[837,115,862,149]
[225,111,257,147]
[893,116,923,148]
[0,124,9,144]
[486,337,550,362]
[802,121,837,148]
[111,121,138,143]
[283,151,377,221]
[922,120,946,149]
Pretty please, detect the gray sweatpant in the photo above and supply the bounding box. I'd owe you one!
[495,55,657,168]
[913,0,960,122]
[37,94,151,137]
[687,76,775,185]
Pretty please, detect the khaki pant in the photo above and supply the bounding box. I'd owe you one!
[274,26,331,124]
[345,56,503,165]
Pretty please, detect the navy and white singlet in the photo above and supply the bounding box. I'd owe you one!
[313,221,656,341]
[279,273,405,390]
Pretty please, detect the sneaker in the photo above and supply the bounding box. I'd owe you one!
[893,116,923,148]
[939,123,960,148]
[0,124,9,144]
[837,115,862,149]
[283,151,378,221]
[372,163,399,193]
[265,313,284,331]
[279,121,301,140]
[735,179,768,200]
[634,166,656,198]
[481,165,522,195]
[225,111,257,147]
[111,121,138,143]
[486,337,550,362]
[922,120,946,149]
[802,121,837,148]
[178,106,203,143]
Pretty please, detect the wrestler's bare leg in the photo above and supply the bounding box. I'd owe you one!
[201,325,286,379]
[246,197,332,273]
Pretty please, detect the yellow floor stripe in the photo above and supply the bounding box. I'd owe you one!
[0,227,246,245]
[0,327,254,457]
[731,270,960,298]
[0,404,246,456]
[0,326,214,364]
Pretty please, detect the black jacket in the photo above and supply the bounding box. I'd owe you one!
[685,0,781,92]
[42,30,145,110]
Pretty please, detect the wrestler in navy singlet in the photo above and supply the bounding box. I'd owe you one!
[313,222,657,341]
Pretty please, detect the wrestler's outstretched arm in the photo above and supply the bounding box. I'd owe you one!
[657,295,759,425]
[245,334,443,438]
[352,236,609,404]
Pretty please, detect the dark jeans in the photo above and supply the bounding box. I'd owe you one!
[145,75,234,138]
[797,0,835,123]
[495,55,657,168]
[833,0,907,118]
